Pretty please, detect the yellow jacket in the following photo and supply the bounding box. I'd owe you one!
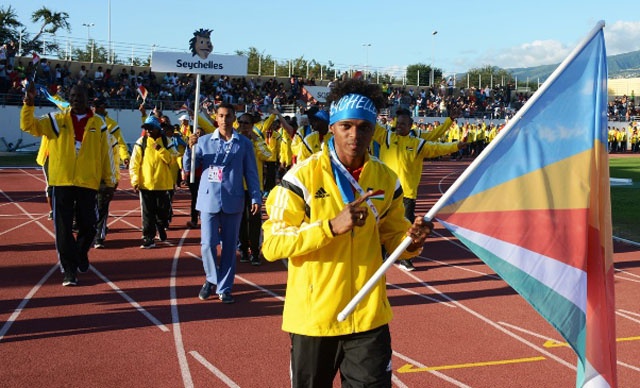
[262,147,417,336]
[296,132,333,163]
[21,105,116,190]
[373,124,459,200]
[129,135,178,190]
[278,128,293,167]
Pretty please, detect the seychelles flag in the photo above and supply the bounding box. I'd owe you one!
[433,21,616,387]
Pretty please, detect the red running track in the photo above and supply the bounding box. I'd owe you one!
[0,159,638,387]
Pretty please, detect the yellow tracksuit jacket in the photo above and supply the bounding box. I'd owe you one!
[262,147,417,336]
[21,105,116,190]
[296,132,333,163]
[373,124,459,200]
[129,135,178,190]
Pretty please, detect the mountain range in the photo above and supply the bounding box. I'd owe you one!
[507,50,640,81]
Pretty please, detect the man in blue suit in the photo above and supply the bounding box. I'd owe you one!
[183,102,262,304]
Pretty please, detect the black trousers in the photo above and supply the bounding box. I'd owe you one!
[238,191,261,257]
[264,161,278,193]
[290,325,392,388]
[403,197,416,222]
[187,177,201,223]
[95,184,115,241]
[52,186,98,274]
[139,190,171,240]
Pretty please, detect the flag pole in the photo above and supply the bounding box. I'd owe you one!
[337,20,606,322]
[190,74,201,184]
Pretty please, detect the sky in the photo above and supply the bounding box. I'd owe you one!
[9,1,640,76]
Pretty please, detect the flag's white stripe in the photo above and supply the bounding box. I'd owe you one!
[441,220,587,314]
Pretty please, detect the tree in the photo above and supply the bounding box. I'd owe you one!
[70,42,110,64]
[0,6,24,45]
[406,63,441,86]
[30,7,71,42]
[460,65,513,90]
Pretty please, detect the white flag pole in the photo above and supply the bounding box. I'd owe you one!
[190,74,201,184]
[337,20,606,322]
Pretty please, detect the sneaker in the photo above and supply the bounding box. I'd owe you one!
[186,221,198,229]
[78,259,90,273]
[199,281,214,300]
[94,239,105,249]
[157,228,167,242]
[218,292,235,304]
[140,239,156,249]
[398,259,416,272]
[47,211,53,220]
[240,252,251,263]
[62,272,78,286]
[250,258,262,267]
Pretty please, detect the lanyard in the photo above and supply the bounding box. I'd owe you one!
[213,137,233,166]
[328,138,379,223]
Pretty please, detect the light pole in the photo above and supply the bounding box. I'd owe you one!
[362,43,371,78]
[82,23,95,42]
[431,31,437,86]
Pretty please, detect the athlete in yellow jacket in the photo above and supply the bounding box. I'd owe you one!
[262,79,432,387]
[21,84,116,286]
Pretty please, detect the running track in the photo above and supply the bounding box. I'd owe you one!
[0,159,638,387]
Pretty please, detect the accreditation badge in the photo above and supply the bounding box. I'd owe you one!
[208,165,223,183]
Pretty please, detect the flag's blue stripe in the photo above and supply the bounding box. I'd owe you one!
[442,32,606,208]
[451,230,587,362]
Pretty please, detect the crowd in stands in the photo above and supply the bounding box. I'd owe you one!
[2,46,638,125]
[2,52,529,121]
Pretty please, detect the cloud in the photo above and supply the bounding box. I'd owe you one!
[604,21,640,55]
[482,40,571,69]
[476,21,640,70]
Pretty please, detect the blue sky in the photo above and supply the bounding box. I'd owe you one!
[9,1,640,76]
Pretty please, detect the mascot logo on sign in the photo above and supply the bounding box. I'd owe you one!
[189,28,213,59]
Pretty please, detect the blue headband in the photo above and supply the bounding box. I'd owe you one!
[329,93,377,125]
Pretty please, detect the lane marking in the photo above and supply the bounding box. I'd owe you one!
[398,356,546,373]
[387,282,456,307]
[170,230,194,388]
[393,269,576,371]
[90,266,169,332]
[392,351,471,387]
[189,351,240,388]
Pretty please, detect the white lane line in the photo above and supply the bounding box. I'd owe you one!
[392,350,471,388]
[90,266,169,332]
[235,274,285,302]
[394,269,576,371]
[0,188,169,338]
[501,321,640,372]
[616,311,640,325]
[170,230,194,388]
[387,282,456,307]
[189,351,240,388]
[498,321,562,343]
[0,214,48,236]
[0,264,58,342]
[618,309,640,318]
[618,361,640,372]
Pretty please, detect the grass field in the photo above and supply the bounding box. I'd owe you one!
[1,153,638,242]
[609,157,640,242]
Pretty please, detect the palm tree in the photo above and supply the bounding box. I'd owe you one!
[0,5,24,44]
[30,7,71,43]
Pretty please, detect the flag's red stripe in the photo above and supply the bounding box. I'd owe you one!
[439,209,589,269]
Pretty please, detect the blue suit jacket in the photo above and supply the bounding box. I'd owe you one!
[183,129,261,214]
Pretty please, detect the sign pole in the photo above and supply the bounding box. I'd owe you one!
[190,73,201,184]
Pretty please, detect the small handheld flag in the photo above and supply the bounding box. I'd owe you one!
[137,85,148,102]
